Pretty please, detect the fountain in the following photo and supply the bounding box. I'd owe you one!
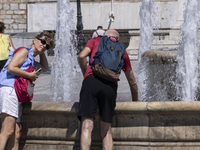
[18,0,200,149]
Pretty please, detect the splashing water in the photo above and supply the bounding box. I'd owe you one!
[50,0,82,102]
[138,0,200,101]
[176,0,200,101]
[137,0,180,102]
[137,0,154,101]
[138,0,154,61]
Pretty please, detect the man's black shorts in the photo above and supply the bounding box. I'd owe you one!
[77,74,117,123]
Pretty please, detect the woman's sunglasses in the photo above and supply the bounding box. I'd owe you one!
[37,38,50,49]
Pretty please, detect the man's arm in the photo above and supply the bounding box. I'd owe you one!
[125,70,138,101]
[78,47,91,76]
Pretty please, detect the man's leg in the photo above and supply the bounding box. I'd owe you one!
[0,113,16,150]
[81,117,94,150]
[7,122,21,150]
[100,121,113,150]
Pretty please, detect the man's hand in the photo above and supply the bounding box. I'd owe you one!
[125,70,138,101]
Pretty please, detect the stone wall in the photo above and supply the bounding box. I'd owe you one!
[0,0,28,33]
[0,0,57,33]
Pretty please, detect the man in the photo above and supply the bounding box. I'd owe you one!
[92,26,105,38]
[78,29,138,150]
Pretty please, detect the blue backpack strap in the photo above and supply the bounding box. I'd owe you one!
[90,36,107,67]
[117,42,125,72]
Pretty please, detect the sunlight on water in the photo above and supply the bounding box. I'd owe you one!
[137,0,154,101]
[176,0,200,101]
[138,0,154,61]
[138,0,200,101]
[50,0,82,102]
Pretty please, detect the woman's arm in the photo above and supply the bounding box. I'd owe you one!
[35,53,49,73]
[8,35,15,50]
[7,48,38,81]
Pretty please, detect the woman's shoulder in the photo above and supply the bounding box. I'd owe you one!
[16,47,32,52]
[12,47,28,56]
[0,34,9,39]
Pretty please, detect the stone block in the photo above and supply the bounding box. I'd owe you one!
[6,11,14,15]
[3,4,9,10]
[18,24,26,29]
[12,14,23,19]
[4,19,14,24]
[14,10,26,15]
[112,114,149,140]
[15,18,26,24]
[10,24,18,29]
[10,3,19,10]
[5,15,12,19]
[15,29,25,33]
[20,4,26,9]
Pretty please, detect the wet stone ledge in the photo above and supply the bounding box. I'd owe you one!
[12,101,200,150]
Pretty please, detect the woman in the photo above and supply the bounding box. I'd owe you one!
[0,22,15,71]
[0,31,54,150]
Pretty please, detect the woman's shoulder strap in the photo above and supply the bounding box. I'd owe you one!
[13,47,26,56]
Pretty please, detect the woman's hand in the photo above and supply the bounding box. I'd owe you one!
[28,71,39,82]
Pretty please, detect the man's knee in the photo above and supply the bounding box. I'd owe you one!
[81,118,94,131]
[80,118,94,149]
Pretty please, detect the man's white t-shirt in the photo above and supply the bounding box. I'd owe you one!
[92,29,105,38]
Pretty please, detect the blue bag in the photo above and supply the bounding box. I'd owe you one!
[90,36,125,82]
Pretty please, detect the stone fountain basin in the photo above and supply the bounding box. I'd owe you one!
[18,101,200,150]
[142,50,177,64]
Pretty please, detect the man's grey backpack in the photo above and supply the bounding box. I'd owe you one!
[90,36,125,82]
